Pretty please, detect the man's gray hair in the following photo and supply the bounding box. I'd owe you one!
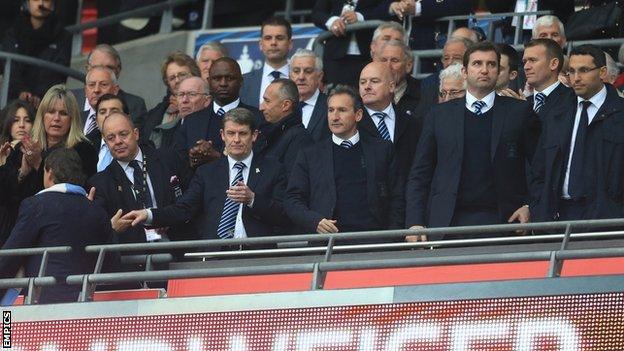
[195,41,229,60]
[86,66,118,85]
[444,36,474,51]
[605,51,620,80]
[377,39,413,63]
[272,78,300,106]
[532,15,566,39]
[290,48,323,71]
[180,76,209,94]
[222,107,257,131]
[372,21,406,42]
[87,44,122,70]
[439,63,466,88]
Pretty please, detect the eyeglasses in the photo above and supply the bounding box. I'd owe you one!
[439,89,466,99]
[175,91,207,99]
[167,72,191,83]
[565,66,602,77]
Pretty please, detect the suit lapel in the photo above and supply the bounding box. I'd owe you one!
[217,158,230,205]
[453,99,465,159]
[393,104,407,143]
[360,138,377,207]
[360,110,379,138]
[247,156,261,190]
[321,140,337,204]
[110,161,138,208]
[144,148,166,207]
[490,96,505,161]
[307,93,326,134]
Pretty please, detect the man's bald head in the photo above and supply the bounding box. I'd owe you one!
[359,62,395,111]
[451,27,479,43]
[177,76,210,118]
[102,112,140,163]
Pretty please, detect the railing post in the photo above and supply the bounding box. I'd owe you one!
[202,0,214,29]
[311,236,334,290]
[548,223,572,278]
[284,0,294,22]
[159,2,174,34]
[1,58,11,108]
[513,14,523,45]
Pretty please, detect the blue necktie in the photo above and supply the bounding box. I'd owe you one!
[568,100,592,199]
[472,100,486,116]
[372,112,391,141]
[216,107,225,117]
[340,140,353,149]
[270,71,281,80]
[216,162,246,239]
[534,92,546,113]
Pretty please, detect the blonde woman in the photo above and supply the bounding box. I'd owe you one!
[18,84,97,195]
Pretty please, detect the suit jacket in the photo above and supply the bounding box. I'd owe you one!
[312,0,391,60]
[531,84,624,222]
[406,95,540,228]
[358,104,423,181]
[173,101,262,158]
[88,145,193,243]
[419,72,441,114]
[0,191,114,304]
[306,92,331,142]
[72,88,148,127]
[240,68,263,108]
[254,113,313,174]
[151,155,288,239]
[527,83,574,122]
[285,135,404,234]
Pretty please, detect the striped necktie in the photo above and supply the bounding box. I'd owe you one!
[216,107,225,117]
[534,92,546,113]
[85,113,97,135]
[216,161,246,239]
[372,112,391,141]
[340,140,353,149]
[472,100,487,116]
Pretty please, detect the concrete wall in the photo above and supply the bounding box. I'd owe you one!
[69,31,193,110]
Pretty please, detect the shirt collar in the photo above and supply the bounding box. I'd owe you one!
[465,90,496,110]
[304,89,320,106]
[117,148,143,170]
[213,98,240,114]
[332,131,360,146]
[365,103,394,120]
[83,97,94,115]
[262,62,290,78]
[577,84,607,110]
[227,151,253,170]
[536,80,560,96]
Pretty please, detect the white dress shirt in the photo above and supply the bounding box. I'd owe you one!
[532,80,560,111]
[366,103,396,142]
[465,90,496,114]
[227,152,254,239]
[561,85,607,198]
[214,98,241,115]
[332,131,360,146]
[324,0,365,55]
[301,89,320,128]
[259,63,290,105]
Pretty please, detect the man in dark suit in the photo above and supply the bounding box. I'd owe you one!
[239,17,293,108]
[89,112,192,244]
[73,44,147,126]
[531,45,624,222]
[92,94,130,172]
[79,66,120,146]
[289,48,331,142]
[122,108,288,241]
[256,79,313,174]
[0,148,114,304]
[174,57,262,169]
[523,39,573,121]
[406,42,540,239]
[358,61,422,181]
[286,85,404,236]
[374,39,424,123]
[312,0,391,88]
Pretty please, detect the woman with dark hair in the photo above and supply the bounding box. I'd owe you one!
[0,100,35,245]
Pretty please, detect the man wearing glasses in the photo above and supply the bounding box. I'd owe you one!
[531,44,624,222]
[438,63,466,104]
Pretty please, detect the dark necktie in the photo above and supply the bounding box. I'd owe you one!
[216,162,246,239]
[129,160,153,208]
[340,140,353,149]
[534,92,546,113]
[85,113,97,135]
[270,71,281,80]
[298,101,307,116]
[216,107,225,117]
[472,100,486,116]
[568,100,592,199]
[372,112,391,141]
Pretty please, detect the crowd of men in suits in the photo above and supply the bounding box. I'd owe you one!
[3,10,624,302]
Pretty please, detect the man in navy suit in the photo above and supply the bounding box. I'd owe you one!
[289,49,331,142]
[0,148,114,304]
[80,66,120,147]
[239,17,293,108]
[123,108,288,242]
[531,44,624,222]
[89,112,192,244]
[175,57,262,169]
[286,85,404,236]
[358,61,422,182]
[523,39,573,121]
[406,42,540,240]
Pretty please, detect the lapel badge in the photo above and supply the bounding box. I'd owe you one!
[256,168,260,173]
[117,186,123,192]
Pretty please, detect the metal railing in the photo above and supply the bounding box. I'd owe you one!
[0,51,85,108]
[0,246,72,305]
[55,218,624,302]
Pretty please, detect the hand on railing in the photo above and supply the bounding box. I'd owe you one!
[406,225,427,242]
[508,205,530,235]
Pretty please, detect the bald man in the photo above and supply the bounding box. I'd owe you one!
[358,62,422,181]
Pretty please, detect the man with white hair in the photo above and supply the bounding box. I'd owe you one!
[195,41,229,81]
[289,49,330,142]
[604,52,624,97]
[82,66,119,145]
[532,15,567,49]
[438,63,466,103]
[369,21,405,59]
